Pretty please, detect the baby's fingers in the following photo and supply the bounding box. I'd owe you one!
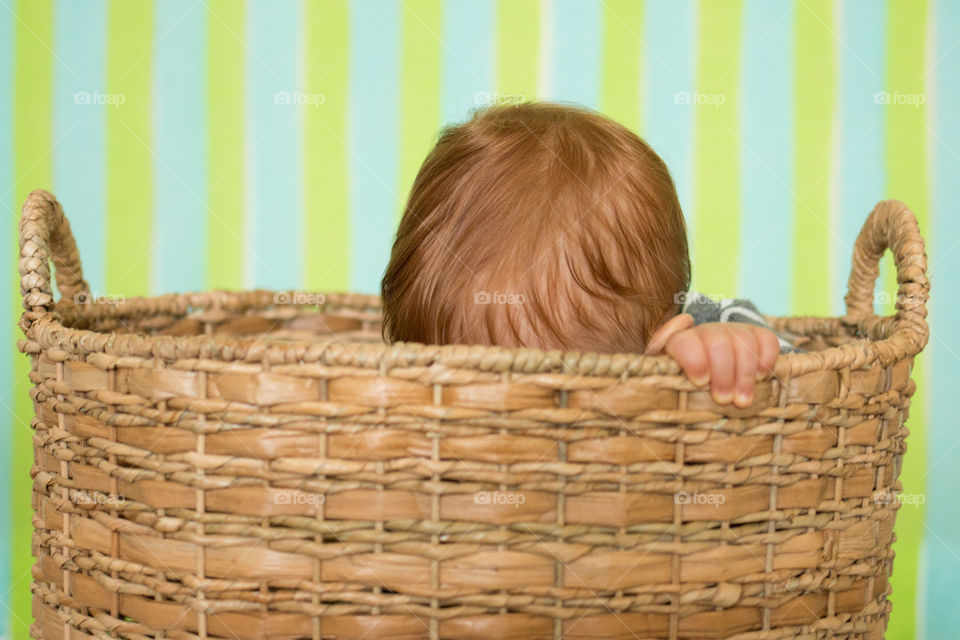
[664,331,710,387]
[703,330,735,404]
[731,329,759,408]
[753,327,780,379]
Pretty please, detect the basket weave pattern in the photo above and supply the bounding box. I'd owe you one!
[19,191,929,640]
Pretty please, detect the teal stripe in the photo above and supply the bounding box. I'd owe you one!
[153,0,208,293]
[440,0,494,125]
[837,0,886,316]
[739,0,793,314]
[641,0,696,232]
[0,3,12,633]
[52,0,107,292]
[546,0,602,108]
[348,0,401,293]
[926,0,960,634]
[246,0,302,289]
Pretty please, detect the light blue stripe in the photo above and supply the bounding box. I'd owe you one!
[245,0,302,290]
[52,0,108,295]
[0,2,12,633]
[545,0,602,108]
[926,0,960,635]
[641,0,696,236]
[348,0,401,293]
[440,0,494,125]
[153,0,208,294]
[738,0,793,315]
[836,0,886,315]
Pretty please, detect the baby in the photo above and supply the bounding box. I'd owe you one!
[381,102,783,408]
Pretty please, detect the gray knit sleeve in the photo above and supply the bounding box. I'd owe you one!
[679,292,803,354]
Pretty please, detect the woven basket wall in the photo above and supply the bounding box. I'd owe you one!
[18,190,929,640]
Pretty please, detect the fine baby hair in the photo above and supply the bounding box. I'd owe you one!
[382,101,786,408]
[382,102,690,354]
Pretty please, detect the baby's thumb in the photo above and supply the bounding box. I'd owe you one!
[644,313,695,355]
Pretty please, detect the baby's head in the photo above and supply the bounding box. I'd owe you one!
[381,102,690,353]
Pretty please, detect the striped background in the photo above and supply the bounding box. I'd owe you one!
[1,0,957,637]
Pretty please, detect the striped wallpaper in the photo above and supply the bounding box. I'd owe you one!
[1,1,957,638]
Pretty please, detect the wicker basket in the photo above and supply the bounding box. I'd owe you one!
[19,189,929,640]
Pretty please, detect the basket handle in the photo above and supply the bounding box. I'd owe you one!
[19,190,90,319]
[843,199,929,355]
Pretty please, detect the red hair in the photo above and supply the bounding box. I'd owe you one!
[381,102,690,353]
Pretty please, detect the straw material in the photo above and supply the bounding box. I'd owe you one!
[19,190,929,640]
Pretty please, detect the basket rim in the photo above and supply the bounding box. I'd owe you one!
[21,287,913,379]
[19,191,930,378]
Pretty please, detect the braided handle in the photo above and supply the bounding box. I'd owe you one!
[19,190,90,320]
[843,199,929,356]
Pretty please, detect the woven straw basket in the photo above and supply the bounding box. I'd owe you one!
[19,190,930,640]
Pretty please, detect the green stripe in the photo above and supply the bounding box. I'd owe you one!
[692,0,742,297]
[494,0,539,101]
[12,2,54,635]
[398,0,443,221]
[885,2,929,637]
[792,0,834,315]
[105,0,153,297]
[600,0,642,131]
[303,0,350,292]
[207,0,245,291]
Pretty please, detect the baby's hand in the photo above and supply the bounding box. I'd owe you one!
[662,322,779,407]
